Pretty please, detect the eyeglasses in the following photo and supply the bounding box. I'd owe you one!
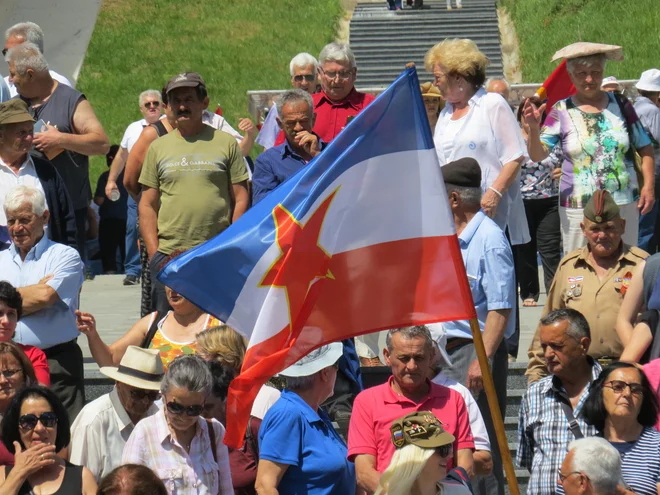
[0,369,22,379]
[436,444,452,458]
[558,469,583,483]
[144,101,160,109]
[293,74,316,83]
[129,389,161,401]
[18,412,58,431]
[320,69,353,81]
[603,380,644,396]
[165,396,205,417]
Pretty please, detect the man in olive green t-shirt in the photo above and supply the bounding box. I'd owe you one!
[139,72,249,313]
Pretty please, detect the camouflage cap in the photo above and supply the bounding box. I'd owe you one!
[583,190,620,223]
[390,412,455,449]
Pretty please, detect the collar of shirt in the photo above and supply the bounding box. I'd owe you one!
[458,210,487,247]
[316,87,362,110]
[9,232,50,263]
[573,243,639,268]
[281,137,326,161]
[382,376,448,405]
[0,153,34,175]
[153,407,204,449]
[541,358,602,396]
[280,389,325,424]
[109,387,136,434]
[444,87,487,113]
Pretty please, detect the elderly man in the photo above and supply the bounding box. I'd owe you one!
[0,185,84,420]
[0,99,75,249]
[560,438,629,495]
[252,89,322,203]
[70,346,162,482]
[527,190,648,383]
[486,78,511,102]
[104,89,163,286]
[139,72,249,314]
[3,22,73,97]
[6,43,109,263]
[347,326,475,494]
[518,309,601,495]
[434,157,515,495]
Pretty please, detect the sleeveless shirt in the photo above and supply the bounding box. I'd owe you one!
[5,461,83,494]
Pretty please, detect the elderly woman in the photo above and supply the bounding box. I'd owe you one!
[524,42,655,254]
[0,386,97,494]
[421,82,444,134]
[122,354,233,494]
[0,282,49,385]
[255,342,356,495]
[376,412,470,495]
[583,362,660,495]
[425,38,529,245]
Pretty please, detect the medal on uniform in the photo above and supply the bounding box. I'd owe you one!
[620,271,632,296]
[573,286,582,297]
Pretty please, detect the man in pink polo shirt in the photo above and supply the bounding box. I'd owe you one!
[347,325,475,493]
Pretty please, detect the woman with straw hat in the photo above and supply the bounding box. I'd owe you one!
[420,82,444,134]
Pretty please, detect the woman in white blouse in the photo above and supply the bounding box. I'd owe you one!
[424,39,529,245]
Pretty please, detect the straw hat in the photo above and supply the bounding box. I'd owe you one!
[551,42,623,63]
[420,82,442,98]
[100,346,164,391]
[279,342,343,378]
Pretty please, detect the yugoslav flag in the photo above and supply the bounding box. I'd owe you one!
[159,67,477,448]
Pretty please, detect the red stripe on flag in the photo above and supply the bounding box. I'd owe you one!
[224,235,475,447]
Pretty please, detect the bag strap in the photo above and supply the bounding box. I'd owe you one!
[446,467,473,494]
[206,419,218,463]
[149,120,168,137]
[244,416,259,456]
[552,376,584,439]
[612,93,637,160]
[140,311,164,348]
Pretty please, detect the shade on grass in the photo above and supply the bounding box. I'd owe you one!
[500,0,660,84]
[78,0,342,188]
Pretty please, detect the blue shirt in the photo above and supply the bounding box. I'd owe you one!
[0,234,83,348]
[252,139,325,204]
[259,389,356,495]
[443,211,516,339]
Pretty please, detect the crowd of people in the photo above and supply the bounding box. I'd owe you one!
[1,14,660,495]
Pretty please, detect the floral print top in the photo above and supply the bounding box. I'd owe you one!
[540,93,651,208]
[520,145,562,200]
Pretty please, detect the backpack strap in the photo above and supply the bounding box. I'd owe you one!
[149,120,168,137]
[206,419,218,463]
[140,311,164,349]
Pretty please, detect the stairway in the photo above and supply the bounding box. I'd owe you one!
[350,0,504,88]
[506,362,529,493]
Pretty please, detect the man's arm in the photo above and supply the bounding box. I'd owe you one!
[232,181,249,222]
[124,127,159,199]
[354,454,380,494]
[105,146,128,200]
[456,449,474,478]
[138,186,160,258]
[466,308,511,392]
[18,279,59,315]
[474,451,493,476]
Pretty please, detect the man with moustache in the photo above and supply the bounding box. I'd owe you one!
[139,73,249,313]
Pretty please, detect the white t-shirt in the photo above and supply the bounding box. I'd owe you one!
[5,70,73,98]
[432,371,491,452]
[120,119,148,153]
[202,111,252,180]
[250,384,281,419]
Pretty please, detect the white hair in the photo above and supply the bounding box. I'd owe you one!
[5,42,48,75]
[4,186,47,216]
[375,444,435,495]
[566,54,607,75]
[5,22,44,53]
[139,89,162,107]
[319,42,356,69]
[275,88,314,117]
[568,437,623,494]
[289,52,319,77]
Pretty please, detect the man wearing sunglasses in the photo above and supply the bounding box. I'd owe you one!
[104,90,163,287]
[69,346,163,482]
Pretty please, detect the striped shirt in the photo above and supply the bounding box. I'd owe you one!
[517,362,601,495]
[614,427,660,495]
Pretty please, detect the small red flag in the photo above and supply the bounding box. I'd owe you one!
[536,60,576,111]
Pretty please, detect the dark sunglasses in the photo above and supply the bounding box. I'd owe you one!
[293,74,315,83]
[144,101,160,109]
[130,389,161,401]
[604,380,644,396]
[0,369,22,379]
[436,444,452,458]
[19,412,58,430]
[1,48,7,57]
[166,399,205,417]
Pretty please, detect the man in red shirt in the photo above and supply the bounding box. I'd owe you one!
[347,325,475,494]
[312,42,375,143]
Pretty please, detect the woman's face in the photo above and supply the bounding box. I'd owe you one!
[0,301,18,341]
[423,96,441,119]
[164,385,207,433]
[18,396,58,450]
[0,354,25,404]
[166,287,195,314]
[433,63,464,104]
[602,367,644,421]
[569,63,605,100]
[419,445,454,484]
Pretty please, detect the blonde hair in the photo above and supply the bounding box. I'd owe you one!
[424,39,489,88]
[196,325,247,374]
[375,444,435,495]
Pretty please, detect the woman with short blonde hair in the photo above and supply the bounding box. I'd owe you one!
[197,325,247,374]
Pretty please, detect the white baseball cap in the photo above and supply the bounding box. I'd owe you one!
[636,69,660,92]
[601,76,621,90]
[427,323,453,367]
[279,342,343,378]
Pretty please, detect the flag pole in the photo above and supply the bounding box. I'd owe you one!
[469,317,520,495]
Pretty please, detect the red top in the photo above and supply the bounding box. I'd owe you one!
[17,343,50,386]
[347,377,474,473]
[272,88,375,146]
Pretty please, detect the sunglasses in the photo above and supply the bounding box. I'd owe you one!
[130,389,161,401]
[1,48,7,57]
[0,369,22,379]
[144,101,160,109]
[165,397,205,417]
[603,380,644,396]
[293,74,315,83]
[436,444,452,458]
[19,412,58,430]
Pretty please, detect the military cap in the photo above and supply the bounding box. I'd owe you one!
[390,412,455,449]
[0,99,35,126]
[583,190,620,223]
[442,157,482,188]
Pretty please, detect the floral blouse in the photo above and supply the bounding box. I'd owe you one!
[520,145,562,200]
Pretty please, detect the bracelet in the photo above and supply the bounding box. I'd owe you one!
[488,186,503,198]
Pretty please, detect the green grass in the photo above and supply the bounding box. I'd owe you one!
[499,0,660,83]
[78,0,343,188]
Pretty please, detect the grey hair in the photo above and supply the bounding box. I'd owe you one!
[540,308,591,341]
[290,52,319,77]
[139,89,162,107]
[161,355,212,396]
[486,78,510,91]
[4,186,47,215]
[568,437,623,493]
[276,88,314,117]
[445,184,483,209]
[5,43,48,75]
[319,42,356,69]
[386,326,434,352]
[284,372,319,391]
[5,22,44,53]
[566,54,607,75]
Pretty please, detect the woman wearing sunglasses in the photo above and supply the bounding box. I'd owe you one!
[583,362,660,495]
[0,386,97,494]
[375,412,471,495]
[122,354,233,494]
